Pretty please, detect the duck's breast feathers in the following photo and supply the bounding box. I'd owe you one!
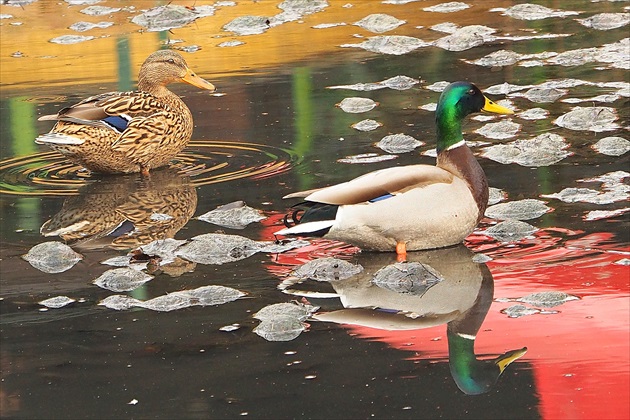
[37,91,176,133]
[288,165,455,205]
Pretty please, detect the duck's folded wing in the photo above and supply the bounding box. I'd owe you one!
[38,93,122,124]
[287,165,454,205]
[38,92,160,132]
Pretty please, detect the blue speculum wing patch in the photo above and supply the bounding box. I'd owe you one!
[108,220,135,237]
[369,193,394,203]
[102,115,129,132]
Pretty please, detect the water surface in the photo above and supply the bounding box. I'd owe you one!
[1,1,628,419]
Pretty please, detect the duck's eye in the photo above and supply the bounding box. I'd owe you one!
[167,58,175,64]
[467,88,476,95]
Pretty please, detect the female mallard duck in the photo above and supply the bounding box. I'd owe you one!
[36,50,215,175]
[276,81,514,258]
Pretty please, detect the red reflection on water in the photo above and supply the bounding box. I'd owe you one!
[467,231,629,420]
[261,216,630,419]
[263,213,360,279]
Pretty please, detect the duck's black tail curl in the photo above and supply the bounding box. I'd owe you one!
[281,201,339,237]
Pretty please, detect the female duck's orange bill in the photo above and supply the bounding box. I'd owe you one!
[182,67,216,92]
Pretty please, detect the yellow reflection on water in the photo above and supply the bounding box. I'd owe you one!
[0,0,503,90]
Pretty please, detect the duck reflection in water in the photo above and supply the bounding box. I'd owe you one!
[40,168,197,250]
[282,245,527,395]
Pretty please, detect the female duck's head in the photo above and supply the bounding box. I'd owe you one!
[138,49,216,94]
[435,81,513,152]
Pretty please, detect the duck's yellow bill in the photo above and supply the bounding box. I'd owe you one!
[496,347,528,372]
[182,67,216,92]
[482,96,514,115]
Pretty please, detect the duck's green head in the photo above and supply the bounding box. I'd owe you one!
[435,81,513,152]
[448,329,528,395]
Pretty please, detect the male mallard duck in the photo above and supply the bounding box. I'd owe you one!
[276,81,514,257]
[36,50,215,175]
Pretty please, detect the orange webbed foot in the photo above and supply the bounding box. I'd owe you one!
[396,242,407,263]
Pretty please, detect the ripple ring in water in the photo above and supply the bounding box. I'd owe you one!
[0,141,296,196]
[23,95,69,104]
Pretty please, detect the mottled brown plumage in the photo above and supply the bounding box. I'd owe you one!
[36,50,215,175]
[40,168,197,250]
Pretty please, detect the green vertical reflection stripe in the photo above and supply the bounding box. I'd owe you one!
[117,36,132,92]
[538,166,556,228]
[292,67,314,191]
[15,197,41,234]
[157,30,168,48]
[7,98,41,232]
[9,97,37,157]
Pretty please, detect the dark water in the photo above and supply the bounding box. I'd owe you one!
[1,1,629,419]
